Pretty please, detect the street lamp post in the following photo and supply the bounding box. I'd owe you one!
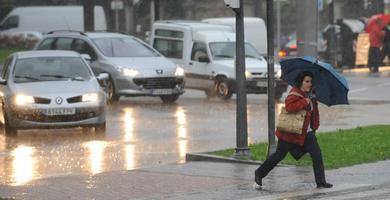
[224,0,251,158]
[83,0,94,32]
[266,0,277,157]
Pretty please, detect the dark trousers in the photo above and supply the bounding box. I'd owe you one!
[256,132,326,185]
[368,47,382,73]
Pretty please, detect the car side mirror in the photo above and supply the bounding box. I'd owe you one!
[81,54,92,62]
[198,56,210,63]
[0,78,6,85]
[96,73,109,81]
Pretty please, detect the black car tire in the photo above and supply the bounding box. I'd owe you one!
[216,77,233,100]
[160,94,180,103]
[106,78,120,103]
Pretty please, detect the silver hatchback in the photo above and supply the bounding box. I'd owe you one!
[35,31,185,103]
[0,50,107,135]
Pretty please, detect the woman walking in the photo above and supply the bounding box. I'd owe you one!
[254,71,333,189]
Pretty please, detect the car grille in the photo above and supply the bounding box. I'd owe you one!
[133,77,184,89]
[67,96,82,103]
[34,97,51,104]
[14,107,104,123]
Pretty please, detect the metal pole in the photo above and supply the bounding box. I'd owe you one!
[115,9,119,32]
[233,0,250,159]
[296,0,318,57]
[276,0,281,62]
[150,0,155,32]
[155,0,160,21]
[266,0,276,157]
[83,0,94,32]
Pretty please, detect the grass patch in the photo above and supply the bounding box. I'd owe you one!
[0,48,23,64]
[211,125,390,169]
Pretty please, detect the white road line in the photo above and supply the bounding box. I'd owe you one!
[349,87,368,93]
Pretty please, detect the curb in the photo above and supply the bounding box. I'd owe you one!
[186,153,262,165]
[342,66,390,73]
[349,98,390,105]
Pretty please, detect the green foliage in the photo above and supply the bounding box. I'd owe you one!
[0,48,23,64]
[211,125,390,169]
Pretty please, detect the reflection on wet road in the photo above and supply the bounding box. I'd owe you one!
[0,90,353,186]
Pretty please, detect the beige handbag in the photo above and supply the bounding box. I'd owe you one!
[276,92,307,134]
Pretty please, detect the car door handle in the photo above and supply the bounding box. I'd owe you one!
[189,62,193,65]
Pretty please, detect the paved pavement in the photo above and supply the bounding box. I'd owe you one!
[1,159,390,199]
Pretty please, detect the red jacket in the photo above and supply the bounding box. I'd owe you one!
[369,26,385,48]
[276,87,320,146]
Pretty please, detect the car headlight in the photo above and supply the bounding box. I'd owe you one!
[245,70,252,78]
[175,66,185,77]
[82,93,99,102]
[15,95,35,106]
[116,66,140,77]
[276,69,282,78]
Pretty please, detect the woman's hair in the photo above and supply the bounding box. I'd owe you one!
[295,71,314,88]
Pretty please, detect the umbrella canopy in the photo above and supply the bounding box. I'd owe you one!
[280,56,349,106]
[365,14,390,33]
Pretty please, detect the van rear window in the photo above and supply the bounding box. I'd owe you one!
[155,29,183,38]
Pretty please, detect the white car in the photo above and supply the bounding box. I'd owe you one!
[0,50,108,135]
[150,21,287,99]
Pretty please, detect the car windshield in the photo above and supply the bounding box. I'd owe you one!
[209,42,262,60]
[93,37,160,57]
[13,57,92,83]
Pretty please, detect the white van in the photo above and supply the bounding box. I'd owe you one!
[202,17,267,55]
[0,6,107,34]
[150,21,287,99]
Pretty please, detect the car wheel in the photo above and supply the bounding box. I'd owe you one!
[160,94,179,103]
[216,77,233,100]
[106,78,120,103]
[4,114,17,136]
[95,122,106,134]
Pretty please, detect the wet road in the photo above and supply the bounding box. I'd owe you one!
[0,73,389,186]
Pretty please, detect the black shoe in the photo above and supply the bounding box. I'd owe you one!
[317,182,333,189]
[254,170,262,186]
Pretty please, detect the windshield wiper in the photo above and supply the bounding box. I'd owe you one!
[40,74,85,81]
[14,75,40,81]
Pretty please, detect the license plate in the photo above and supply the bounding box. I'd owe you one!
[256,81,268,87]
[152,89,173,95]
[44,108,76,116]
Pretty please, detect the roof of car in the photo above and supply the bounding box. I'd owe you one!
[154,20,233,32]
[43,31,132,39]
[85,32,132,39]
[13,50,81,59]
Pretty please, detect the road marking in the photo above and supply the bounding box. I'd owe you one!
[349,87,368,93]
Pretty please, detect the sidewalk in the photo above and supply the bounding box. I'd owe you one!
[1,159,390,199]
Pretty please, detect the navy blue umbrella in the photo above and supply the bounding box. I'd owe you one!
[280,56,349,106]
